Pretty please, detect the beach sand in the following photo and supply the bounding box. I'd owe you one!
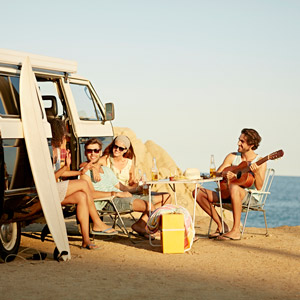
[1,217,299,300]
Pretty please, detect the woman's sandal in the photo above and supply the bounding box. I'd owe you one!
[80,244,100,250]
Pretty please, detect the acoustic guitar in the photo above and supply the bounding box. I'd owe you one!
[218,149,284,199]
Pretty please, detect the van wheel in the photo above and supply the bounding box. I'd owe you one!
[0,222,21,262]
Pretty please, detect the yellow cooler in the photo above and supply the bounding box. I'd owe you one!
[161,213,185,254]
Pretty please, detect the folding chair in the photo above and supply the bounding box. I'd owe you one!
[94,197,137,240]
[40,204,77,242]
[209,168,275,237]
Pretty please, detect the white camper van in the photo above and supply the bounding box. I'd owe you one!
[0,49,115,261]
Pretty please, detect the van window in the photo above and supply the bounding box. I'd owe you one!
[70,83,103,121]
[0,75,20,116]
[3,138,33,189]
[37,80,64,117]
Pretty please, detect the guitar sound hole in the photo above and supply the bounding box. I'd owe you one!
[237,171,242,179]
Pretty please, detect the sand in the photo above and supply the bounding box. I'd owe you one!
[1,217,299,300]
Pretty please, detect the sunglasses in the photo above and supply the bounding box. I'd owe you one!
[113,145,126,151]
[86,148,101,154]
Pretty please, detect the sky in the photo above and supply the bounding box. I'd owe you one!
[2,0,300,176]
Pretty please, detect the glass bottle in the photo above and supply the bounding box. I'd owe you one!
[151,157,159,181]
[138,169,143,188]
[210,155,216,178]
[142,173,149,195]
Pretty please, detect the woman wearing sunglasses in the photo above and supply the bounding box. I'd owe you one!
[98,135,137,187]
[50,119,117,250]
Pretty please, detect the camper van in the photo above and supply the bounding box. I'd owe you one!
[0,49,115,261]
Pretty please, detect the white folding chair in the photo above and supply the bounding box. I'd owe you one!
[209,168,275,236]
[240,168,275,236]
[94,197,137,239]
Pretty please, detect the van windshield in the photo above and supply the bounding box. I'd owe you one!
[70,83,103,121]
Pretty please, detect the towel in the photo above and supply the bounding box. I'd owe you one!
[146,204,195,252]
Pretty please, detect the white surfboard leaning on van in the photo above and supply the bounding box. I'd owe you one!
[20,57,70,261]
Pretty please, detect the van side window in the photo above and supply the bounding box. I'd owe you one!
[0,75,20,115]
[70,83,103,121]
[37,80,64,118]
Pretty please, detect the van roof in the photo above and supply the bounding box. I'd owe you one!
[0,48,77,74]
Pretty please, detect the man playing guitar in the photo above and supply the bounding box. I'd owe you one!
[195,128,267,240]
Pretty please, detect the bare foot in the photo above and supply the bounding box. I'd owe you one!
[81,243,100,250]
[217,229,241,240]
[131,221,147,235]
[215,235,241,241]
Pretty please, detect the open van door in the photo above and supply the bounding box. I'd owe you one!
[19,57,70,260]
[61,78,114,163]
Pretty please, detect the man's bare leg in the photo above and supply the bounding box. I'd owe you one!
[195,187,228,233]
[131,194,171,235]
[218,184,246,240]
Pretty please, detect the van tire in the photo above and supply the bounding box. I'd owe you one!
[0,222,21,262]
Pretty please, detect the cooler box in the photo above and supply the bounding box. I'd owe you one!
[161,213,185,254]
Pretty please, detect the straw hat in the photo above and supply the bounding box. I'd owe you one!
[183,168,202,180]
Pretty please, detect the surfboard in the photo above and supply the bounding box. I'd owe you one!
[20,57,70,260]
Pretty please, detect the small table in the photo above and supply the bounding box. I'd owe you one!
[146,177,224,243]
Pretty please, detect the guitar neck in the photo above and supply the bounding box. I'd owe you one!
[215,149,283,177]
[256,155,269,166]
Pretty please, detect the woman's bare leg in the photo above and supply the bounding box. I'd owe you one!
[61,192,93,247]
[66,180,116,233]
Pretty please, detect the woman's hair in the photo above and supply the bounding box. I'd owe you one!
[103,136,135,160]
[49,119,67,148]
[241,128,261,150]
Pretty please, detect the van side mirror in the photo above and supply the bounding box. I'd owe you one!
[105,102,115,121]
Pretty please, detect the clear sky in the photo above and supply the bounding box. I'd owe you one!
[2,0,299,176]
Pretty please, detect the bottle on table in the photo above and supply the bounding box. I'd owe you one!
[210,155,216,178]
[142,173,149,195]
[137,169,143,191]
[151,157,159,181]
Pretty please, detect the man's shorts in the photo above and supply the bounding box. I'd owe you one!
[220,192,258,206]
[104,194,154,212]
[241,193,259,206]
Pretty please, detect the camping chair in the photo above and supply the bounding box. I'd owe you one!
[40,204,77,242]
[94,196,137,240]
[209,168,275,237]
